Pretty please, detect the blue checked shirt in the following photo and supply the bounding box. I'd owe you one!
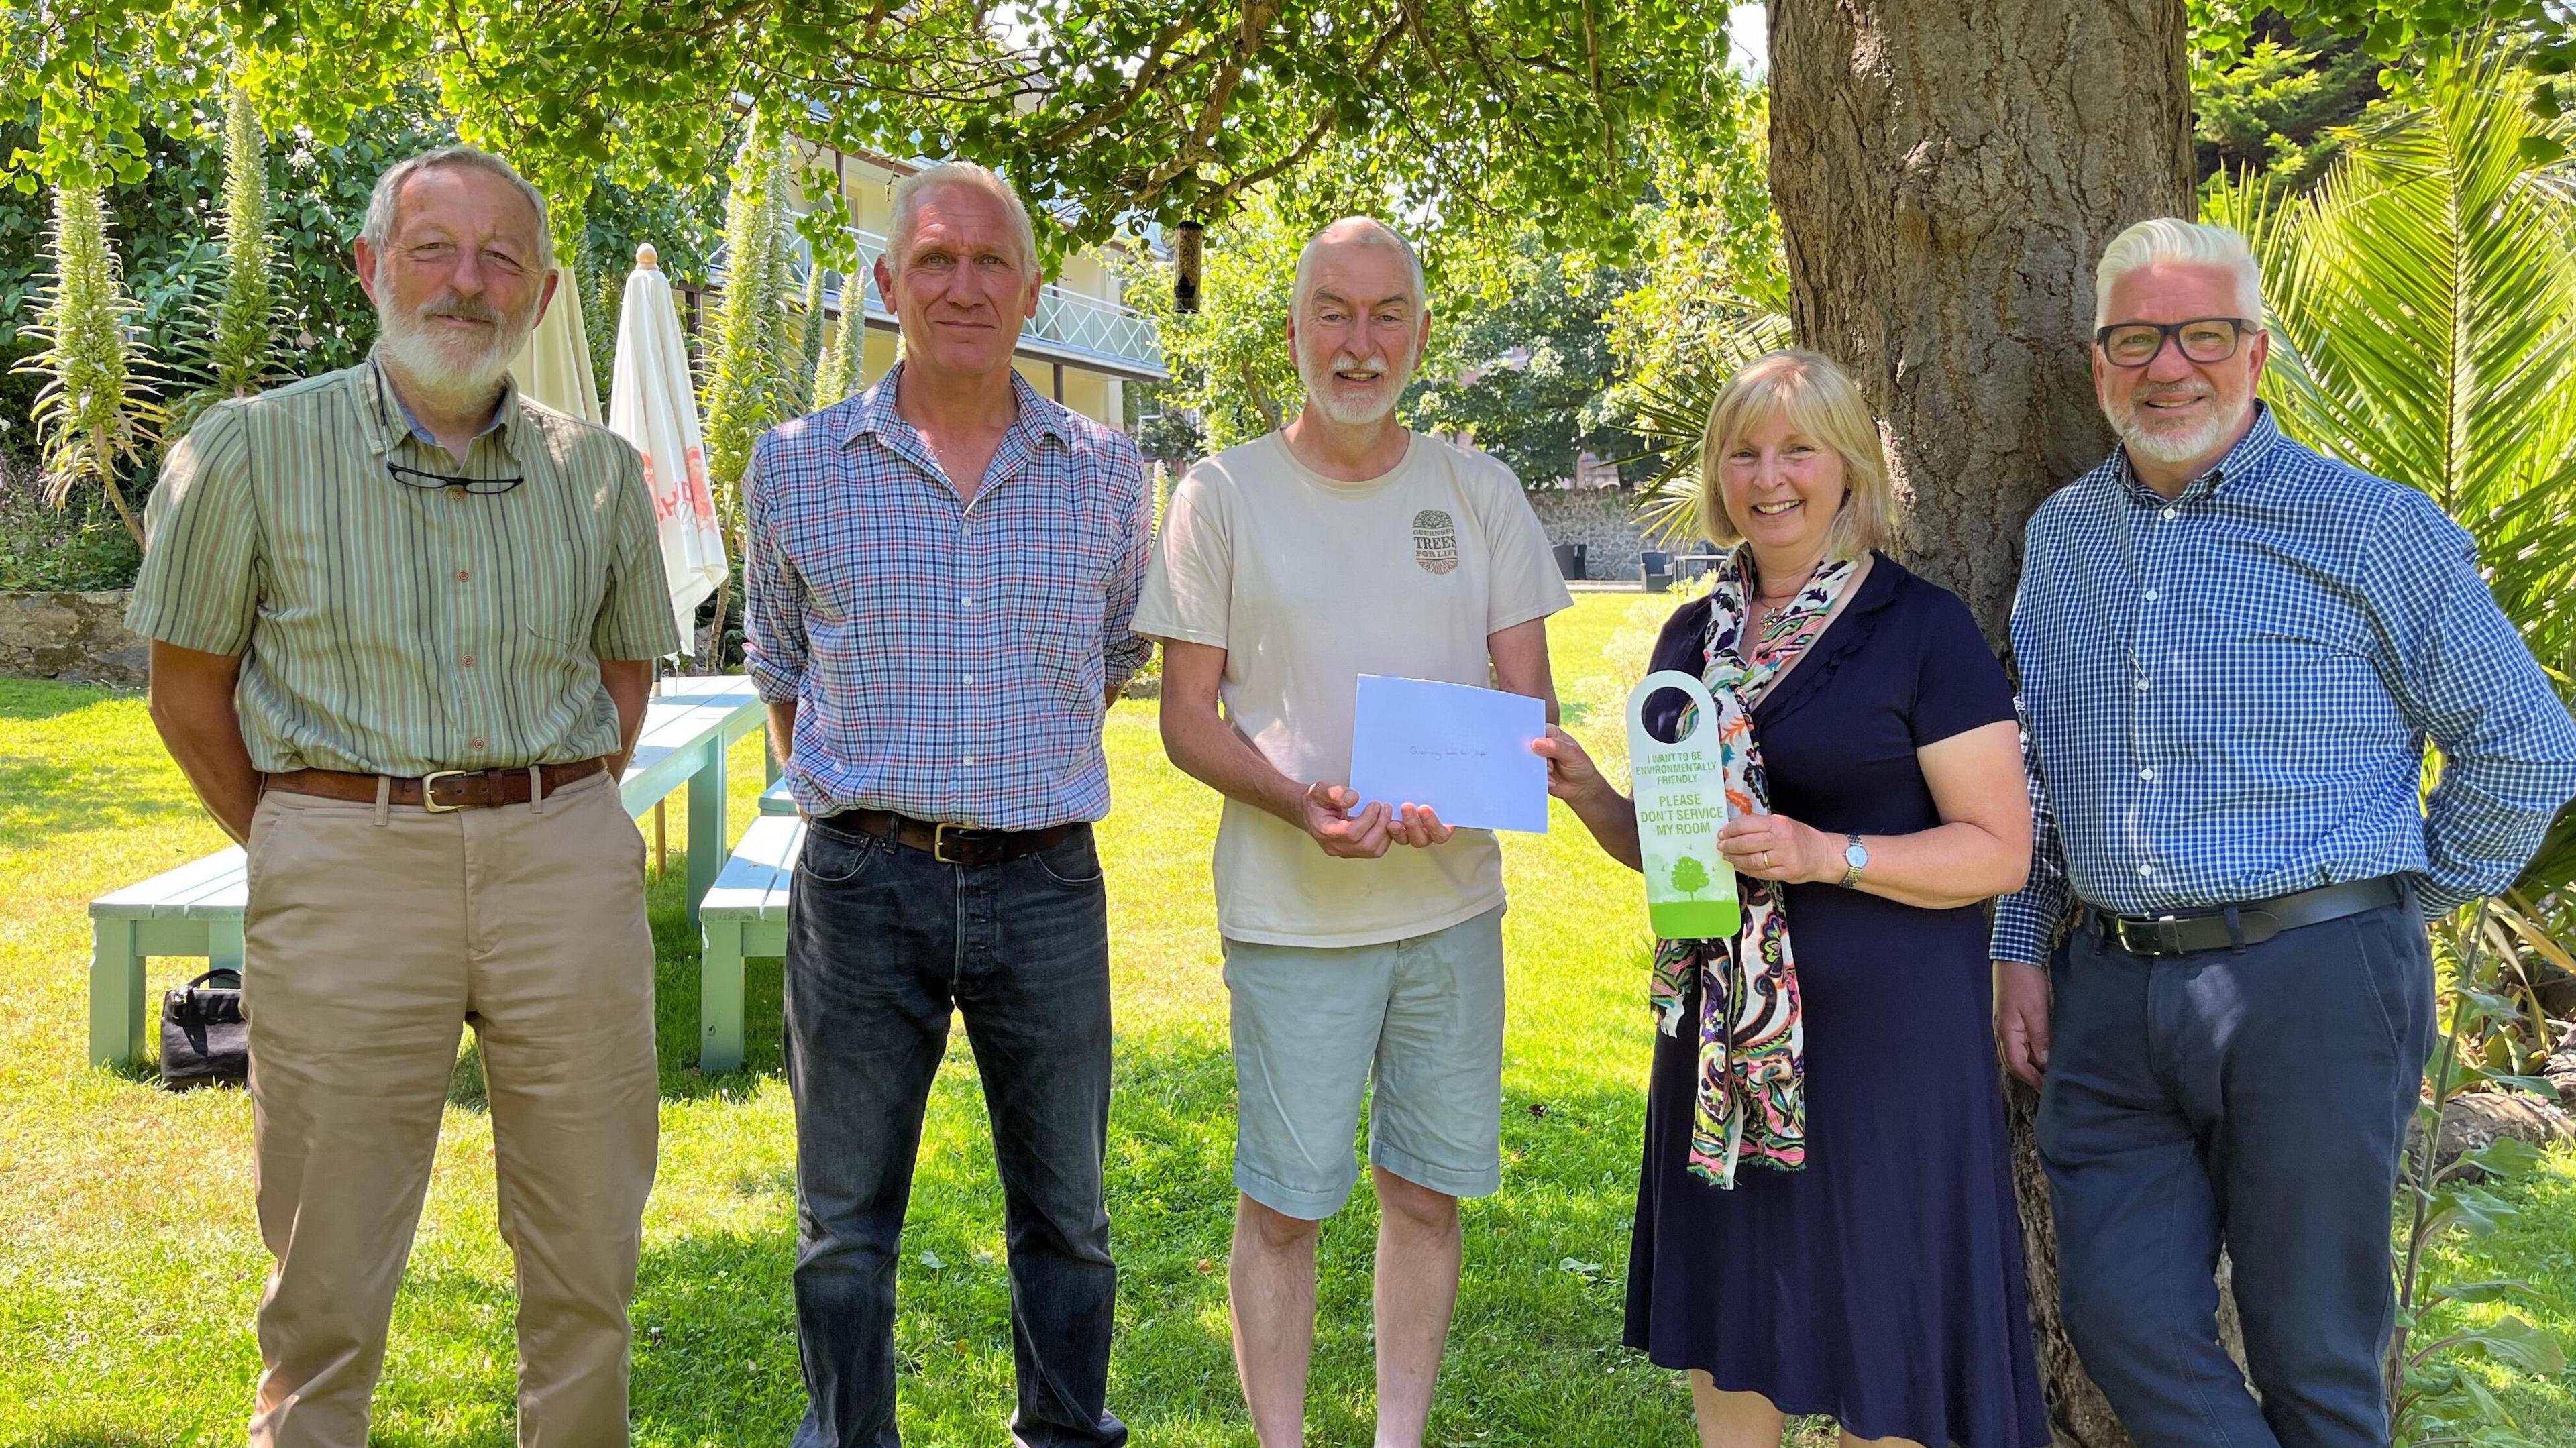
[1990,404,2576,964]
[743,364,1154,829]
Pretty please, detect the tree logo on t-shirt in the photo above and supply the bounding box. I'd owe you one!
[1412,510,1458,575]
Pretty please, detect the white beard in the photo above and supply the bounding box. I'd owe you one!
[2114,387,2250,465]
[1297,347,1415,427]
[374,286,539,413]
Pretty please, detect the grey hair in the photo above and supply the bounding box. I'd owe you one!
[360,145,552,259]
[1292,217,1427,317]
[2094,217,2263,328]
[888,161,1038,274]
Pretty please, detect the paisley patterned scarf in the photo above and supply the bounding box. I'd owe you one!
[1649,545,1858,1188]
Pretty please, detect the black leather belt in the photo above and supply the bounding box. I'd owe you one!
[818,808,1073,868]
[2080,876,2406,957]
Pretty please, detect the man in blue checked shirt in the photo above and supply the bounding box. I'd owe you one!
[743,161,1151,1448]
[1990,218,2576,1448]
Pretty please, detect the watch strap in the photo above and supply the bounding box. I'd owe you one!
[1839,832,1866,888]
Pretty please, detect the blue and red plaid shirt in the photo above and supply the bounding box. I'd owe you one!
[743,364,1154,829]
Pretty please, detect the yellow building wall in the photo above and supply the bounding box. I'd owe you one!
[858,329,901,390]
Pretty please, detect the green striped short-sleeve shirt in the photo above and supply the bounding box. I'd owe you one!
[127,357,682,776]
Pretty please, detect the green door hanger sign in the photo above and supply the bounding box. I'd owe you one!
[1625,669,1741,941]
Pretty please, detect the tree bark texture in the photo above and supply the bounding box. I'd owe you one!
[1768,5,2192,1447]
[1768,0,2192,645]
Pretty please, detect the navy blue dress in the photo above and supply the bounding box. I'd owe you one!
[1624,554,2050,1448]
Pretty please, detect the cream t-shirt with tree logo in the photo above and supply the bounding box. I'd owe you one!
[1134,430,1572,948]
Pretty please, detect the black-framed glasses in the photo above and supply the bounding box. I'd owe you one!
[385,459,525,495]
[2094,317,2259,368]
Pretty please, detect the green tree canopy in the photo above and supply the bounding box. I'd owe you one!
[7,0,1746,280]
[1406,233,1642,487]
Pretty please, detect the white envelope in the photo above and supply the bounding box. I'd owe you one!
[1347,675,1550,834]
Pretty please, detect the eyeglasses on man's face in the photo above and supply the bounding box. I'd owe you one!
[2094,317,2259,369]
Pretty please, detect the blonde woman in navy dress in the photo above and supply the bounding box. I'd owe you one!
[1535,350,2050,1447]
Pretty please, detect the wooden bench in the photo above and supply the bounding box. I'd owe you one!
[86,675,773,1068]
[695,812,804,1073]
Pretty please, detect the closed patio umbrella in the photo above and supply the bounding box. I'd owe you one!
[608,243,728,655]
[508,259,604,423]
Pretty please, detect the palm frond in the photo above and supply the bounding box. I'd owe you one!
[2219,36,2576,675]
[2511,798,2576,903]
[1619,309,1791,545]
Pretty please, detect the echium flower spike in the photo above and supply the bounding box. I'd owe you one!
[14,177,166,547]
[702,116,790,520]
[209,74,280,400]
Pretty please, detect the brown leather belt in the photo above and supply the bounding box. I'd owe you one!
[262,759,607,812]
[2080,876,2406,957]
[817,808,1073,868]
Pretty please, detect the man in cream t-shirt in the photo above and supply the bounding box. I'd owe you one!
[1134,217,1569,1448]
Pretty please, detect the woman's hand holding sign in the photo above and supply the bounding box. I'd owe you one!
[1719,811,1838,885]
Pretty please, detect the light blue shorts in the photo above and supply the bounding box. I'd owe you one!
[1221,905,1507,1219]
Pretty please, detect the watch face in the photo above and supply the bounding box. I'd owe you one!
[1845,842,1868,867]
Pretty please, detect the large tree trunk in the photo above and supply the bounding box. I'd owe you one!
[1769,0,2192,640]
[1768,3,2193,1445]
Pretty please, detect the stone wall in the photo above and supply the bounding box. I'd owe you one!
[1527,488,1652,581]
[0,590,147,686]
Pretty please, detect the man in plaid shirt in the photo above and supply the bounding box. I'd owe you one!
[1992,219,2576,1447]
[744,162,1151,1448]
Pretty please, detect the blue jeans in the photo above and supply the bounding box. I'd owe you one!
[783,816,1126,1448]
[2040,893,2436,1448]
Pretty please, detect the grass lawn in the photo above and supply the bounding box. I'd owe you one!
[1,591,2569,1445]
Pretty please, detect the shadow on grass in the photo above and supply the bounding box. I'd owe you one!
[615,1030,1682,1446]
[25,1014,1680,1444]
[624,1036,1251,1438]
[0,677,124,721]
[449,1039,489,1111]
[100,1050,162,1087]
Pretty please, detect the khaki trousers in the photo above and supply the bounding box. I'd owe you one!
[240,769,659,1447]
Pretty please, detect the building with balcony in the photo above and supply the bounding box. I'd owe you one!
[698,136,1168,433]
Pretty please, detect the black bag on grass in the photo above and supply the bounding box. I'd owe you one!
[161,968,248,1090]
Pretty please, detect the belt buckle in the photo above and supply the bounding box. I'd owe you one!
[932,822,967,866]
[420,769,470,813]
[2108,915,2174,955]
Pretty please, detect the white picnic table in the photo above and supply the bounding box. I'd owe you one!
[85,674,772,1068]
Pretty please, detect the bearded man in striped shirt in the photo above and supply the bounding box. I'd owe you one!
[131,146,678,1445]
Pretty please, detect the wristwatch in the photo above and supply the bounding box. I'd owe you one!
[1839,833,1868,888]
